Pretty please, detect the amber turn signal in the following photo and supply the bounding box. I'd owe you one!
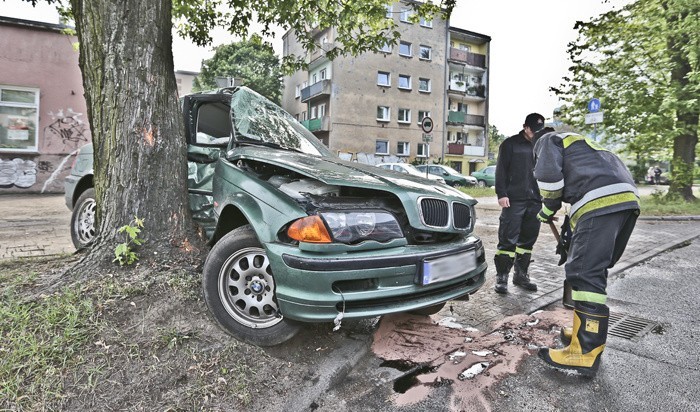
[287,216,333,243]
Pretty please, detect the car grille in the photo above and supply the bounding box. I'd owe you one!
[419,198,471,230]
[452,203,471,229]
[420,198,449,227]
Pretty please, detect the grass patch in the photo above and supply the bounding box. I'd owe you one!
[640,191,700,216]
[459,186,496,198]
[0,258,100,411]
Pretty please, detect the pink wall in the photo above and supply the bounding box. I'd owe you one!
[0,17,91,193]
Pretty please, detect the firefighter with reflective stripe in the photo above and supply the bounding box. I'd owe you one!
[533,127,640,377]
[493,113,545,294]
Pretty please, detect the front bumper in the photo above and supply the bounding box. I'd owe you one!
[265,236,487,322]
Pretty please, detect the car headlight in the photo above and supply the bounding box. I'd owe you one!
[287,211,403,244]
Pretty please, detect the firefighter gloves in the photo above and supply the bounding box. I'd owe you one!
[537,206,555,223]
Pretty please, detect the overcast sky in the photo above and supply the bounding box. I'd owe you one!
[2,0,629,134]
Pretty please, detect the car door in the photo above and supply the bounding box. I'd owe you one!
[182,93,233,239]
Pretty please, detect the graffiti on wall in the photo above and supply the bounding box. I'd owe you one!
[0,158,37,188]
[44,108,90,151]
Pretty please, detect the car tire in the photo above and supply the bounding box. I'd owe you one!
[70,188,97,250]
[477,180,486,188]
[202,225,300,346]
[409,302,446,316]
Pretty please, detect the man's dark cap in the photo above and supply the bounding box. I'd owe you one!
[524,113,545,132]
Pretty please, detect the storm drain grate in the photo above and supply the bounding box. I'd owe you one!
[608,311,658,341]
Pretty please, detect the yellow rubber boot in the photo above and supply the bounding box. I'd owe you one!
[560,326,573,346]
[538,301,609,377]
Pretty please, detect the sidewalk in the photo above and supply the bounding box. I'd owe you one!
[0,194,73,259]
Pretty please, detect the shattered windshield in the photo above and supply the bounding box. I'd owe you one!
[230,87,333,157]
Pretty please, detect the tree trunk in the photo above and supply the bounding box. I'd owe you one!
[70,0,202,267]
[663,0,698,202]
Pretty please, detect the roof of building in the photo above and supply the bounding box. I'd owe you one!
[0,15,73,33]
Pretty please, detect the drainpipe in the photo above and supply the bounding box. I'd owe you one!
[442,20,450,164]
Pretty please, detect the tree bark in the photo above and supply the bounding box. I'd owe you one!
[663,0,698,202]
[69,0,203,268]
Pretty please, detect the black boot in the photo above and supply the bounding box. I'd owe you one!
[513,253,537,291]
[493,254,514,294]
[538,301,609,377]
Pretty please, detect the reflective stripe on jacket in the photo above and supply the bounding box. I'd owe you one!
[533,132,639,229]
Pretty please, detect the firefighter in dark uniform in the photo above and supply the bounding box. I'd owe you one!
[533,128,640,377]
[493,113,545,294]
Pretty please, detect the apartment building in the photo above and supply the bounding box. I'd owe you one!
[281,2,490,174]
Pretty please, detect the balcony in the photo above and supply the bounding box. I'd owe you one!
[300,79,331,102]
[448,143,486,156]
[449,48,486,69]
[447,111,485,127]
[448,80,485,98]
[301,116,330,132]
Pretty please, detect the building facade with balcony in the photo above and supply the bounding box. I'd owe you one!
[281,1,490,173]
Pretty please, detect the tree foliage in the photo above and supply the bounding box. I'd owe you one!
[192,35,282,104]
[552,0,699,200]
[172,0,455,73]
[488,125,506,160]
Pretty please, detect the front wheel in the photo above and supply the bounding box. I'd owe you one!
[477,180,486,188]
[70,188,96,250]
[202,225,300,346]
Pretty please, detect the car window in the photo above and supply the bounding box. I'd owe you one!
[195,102,232,147]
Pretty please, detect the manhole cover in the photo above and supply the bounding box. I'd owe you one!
[608,312,658,341]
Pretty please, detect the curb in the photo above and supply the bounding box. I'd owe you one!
[282,334,371,412]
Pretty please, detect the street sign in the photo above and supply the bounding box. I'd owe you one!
[422,134,433,142]
[587,98,601,113]
[585,111,604,124]
[421,116,434,134]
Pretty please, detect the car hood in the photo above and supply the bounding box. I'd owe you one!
[229,146,474,203]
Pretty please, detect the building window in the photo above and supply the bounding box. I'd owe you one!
[318,103,326,118]
[400,8,412,22]
[418,110,431,123]
[0,86,39,153]
[385,4,392,18]
[398,74,411,90]
[295,85,300,98]
[399,41,412,57]
[378,40,392,53]
[398,108,411,123]
[302,111,307,121]
[419,17,433,28]
[418,78,431,93]
[417,143,429,157]
[312,73,318,84]
[320,68,327,80]
[376,140,389,155]
[310,106,317,119]
[397,141,410,156]
[377,71,391,87]
[377,106,390,122]
[419,45,432,60]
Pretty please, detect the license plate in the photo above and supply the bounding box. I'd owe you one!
[418,250,476,285]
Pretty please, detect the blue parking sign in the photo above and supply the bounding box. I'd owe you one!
[587,98,601,113]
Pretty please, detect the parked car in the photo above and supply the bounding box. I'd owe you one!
[415,164,477,187]
[64,87,487,346]
[376,162,446,185]
[471,165,496,187]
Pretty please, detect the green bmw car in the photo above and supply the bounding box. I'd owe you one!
[64,87,487,346]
